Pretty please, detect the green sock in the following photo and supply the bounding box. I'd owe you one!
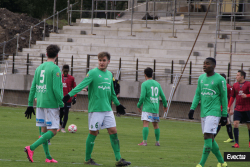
[154,128,160,142]
[110,133,121,161]
[39,127,41,135]
[30,131,54,151]
[85,134,96,161]
[40,132,52,160]
[199,138,212,167]
[142,127,149,141]
[211,140,224,163]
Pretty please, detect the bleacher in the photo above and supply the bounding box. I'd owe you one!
[7,18,250,83]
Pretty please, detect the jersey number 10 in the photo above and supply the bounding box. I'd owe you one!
[151,86,158,96]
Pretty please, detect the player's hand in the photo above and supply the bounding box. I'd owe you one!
[60,107,64,113]
[163,107,168,113]
[25,106,35,119]
[220,116,227,126]
[82,88,87,91]
[188,109,194,119]
[241,93,247,98]
[34,98,37,103]
[117,94,120,97]
[72,97,76,105]
[227,107,230,113]
[230,110,234,115]
[116,104,126,115]
[137,108,142,113]
[62,94,70,103]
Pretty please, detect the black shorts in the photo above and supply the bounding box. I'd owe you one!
[234,110,250,123]
[65,102,71,108]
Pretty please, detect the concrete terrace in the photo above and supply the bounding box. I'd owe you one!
[8,18,250,83]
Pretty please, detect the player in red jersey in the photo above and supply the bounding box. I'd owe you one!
[228,70,250,148]
[58,64,77,133]
[214,74,234,143]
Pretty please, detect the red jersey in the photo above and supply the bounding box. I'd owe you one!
[229,81,250,112]
[62,74,76,103]
[227,83,232,102]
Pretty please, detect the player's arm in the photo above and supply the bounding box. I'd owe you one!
[111,78,120,106]
[137,83,146,109]
[190,77,201,110]
[220,78,228,117]
[228,85,235,108]
[116,80,120,95]
[67,73,93,98]
[159,85,167,108]
[188,77,201,119]
[241,83,250,98]
[26,70,37,119]
[28,70,38,106]
[53,68,64,108]
[72,77,77,97]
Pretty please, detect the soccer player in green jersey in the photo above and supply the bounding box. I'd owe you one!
[63,52,131,166]
[188,57,228,167]
[137,67,168,146]
[24,45,64,163]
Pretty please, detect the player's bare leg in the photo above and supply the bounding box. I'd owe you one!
[152,122,160,146]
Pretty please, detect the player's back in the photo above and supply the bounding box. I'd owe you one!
[34,61,62,108]
[139,79,166,114]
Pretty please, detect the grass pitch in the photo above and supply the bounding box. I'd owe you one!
[0,106,249,167]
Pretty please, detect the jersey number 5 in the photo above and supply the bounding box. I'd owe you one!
[151,86,158,96]
[40,70,45,83]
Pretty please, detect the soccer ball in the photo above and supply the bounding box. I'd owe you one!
[68,124,77,133]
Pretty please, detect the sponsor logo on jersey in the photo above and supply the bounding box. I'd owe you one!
[63,83,67,88]
[201,88,216,97]
[56,72,60,77]
[86,74,89,77]
[238,90,243,95]
[211,80,214,85]
[36,84,47,93]
[204,84,209,86]
[104,78,109,80]
[98,86,111,90]
[150,97,159,103]
[201,80,203,83]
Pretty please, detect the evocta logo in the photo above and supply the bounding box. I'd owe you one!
[224,152,250,161]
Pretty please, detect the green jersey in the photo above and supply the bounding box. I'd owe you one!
[68,68,120,112]
[28,61,64,108]
[137,79,167,114]
[191,73,228,117]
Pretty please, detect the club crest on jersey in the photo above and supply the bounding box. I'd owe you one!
[56,72,60,77]
[201,80,203,83]
[211,81,214,85]
[99,75,102,77]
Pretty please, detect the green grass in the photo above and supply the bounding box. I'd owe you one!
[46,19,68,29]
[0,105,249,167]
